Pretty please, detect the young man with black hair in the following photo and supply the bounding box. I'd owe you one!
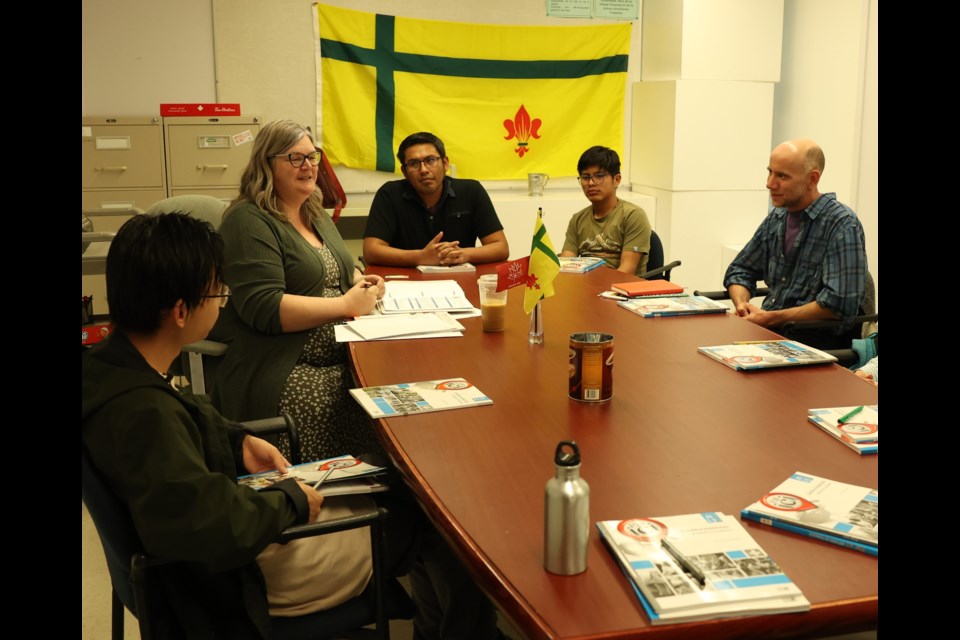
[363,131,509,267]
[560,146,651,275]
[82,213,504,639]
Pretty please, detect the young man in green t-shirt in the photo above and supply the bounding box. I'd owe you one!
[560,146,652,275]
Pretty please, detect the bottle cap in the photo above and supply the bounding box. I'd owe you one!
[554,441,581,466]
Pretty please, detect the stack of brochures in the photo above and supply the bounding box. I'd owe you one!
[618,294,728,318]
[238,454,389,497]
[807,405,878,454]
[741,472,878,556]
[350,378,492,418]
[697,340,837,370]
[377,280,475,314]
[597,512,810,625]
[559,256,607,273]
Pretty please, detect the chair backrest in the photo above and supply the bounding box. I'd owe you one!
[145,195,229,229]
[646,230,665,276]
[81,446,140,616]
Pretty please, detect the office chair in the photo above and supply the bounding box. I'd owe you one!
[638,230,681,281]
[144,195,232,394]
[82,414,412,640]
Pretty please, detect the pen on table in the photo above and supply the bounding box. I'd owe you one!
[384,275,409,279]
[837,405,864,424]
[312,467,335,490]
[661,537,706,587]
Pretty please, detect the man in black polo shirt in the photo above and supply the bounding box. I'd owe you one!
[363,132,510,267]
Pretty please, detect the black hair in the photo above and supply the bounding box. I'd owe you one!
[577,146,621,175]
[106,212,224,334]
[397,132,447,165]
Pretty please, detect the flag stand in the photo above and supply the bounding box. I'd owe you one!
[528,300,544,345]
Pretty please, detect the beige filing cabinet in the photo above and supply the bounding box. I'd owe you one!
[82,116,166,220]
[82,116,166,315]
[164,116,260,204]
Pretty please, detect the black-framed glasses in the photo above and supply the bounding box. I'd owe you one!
[202,285,232,308]
[403,156,442,171]
[577,172,610,185]
[270,151,322,168]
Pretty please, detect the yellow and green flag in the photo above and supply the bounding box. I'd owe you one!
[524,210,560,314]
[317,4,630,179]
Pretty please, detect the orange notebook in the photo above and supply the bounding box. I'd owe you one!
[611,280,684,297]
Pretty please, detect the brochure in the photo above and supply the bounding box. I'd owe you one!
[697,340,837,371]
[597,512,810,625]
[238,455,389,497]
[350,378,492,418]
[741,472,878,556]
[618,295,728,318]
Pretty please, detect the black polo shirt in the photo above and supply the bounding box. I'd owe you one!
[364,177,503,250]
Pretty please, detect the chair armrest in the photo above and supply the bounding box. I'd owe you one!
[781,312,878,333]
[241,413,302,465]
[693,287,770,301]
[638,260,681,281]
[277,506,388,543]
[182,340,229,357]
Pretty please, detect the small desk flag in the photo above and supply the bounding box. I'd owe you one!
[524,209,560,314]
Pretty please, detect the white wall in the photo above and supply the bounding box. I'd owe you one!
[81,0,216,115]
[773,0,878,304]
[81,0,878,298]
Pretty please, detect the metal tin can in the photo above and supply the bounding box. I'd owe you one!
[568,332,614,402]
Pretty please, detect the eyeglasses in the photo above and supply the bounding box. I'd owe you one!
[577,172,610,185]
[403,156,442,171]
[202,285,232,308]
[270,151,322,168]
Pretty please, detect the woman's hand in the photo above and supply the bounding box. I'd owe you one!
[342,279,381,317]
[359,274,386,299]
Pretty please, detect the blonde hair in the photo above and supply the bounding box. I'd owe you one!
[228,119,325,226]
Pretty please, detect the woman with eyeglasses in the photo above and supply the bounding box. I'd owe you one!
[213,120,385,461]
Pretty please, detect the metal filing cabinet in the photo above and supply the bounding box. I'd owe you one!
[82,116,167,219]
[164,116,260,204]
[82,116,166,315]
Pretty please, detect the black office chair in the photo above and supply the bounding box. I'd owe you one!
[82,414,412,640]
[638,230,681,281]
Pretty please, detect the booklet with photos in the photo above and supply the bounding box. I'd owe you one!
[238,455,389,497]
[697,340,837,371]
[741,472,878,556]
[597,512,810,625]
[807,405,878,454]
[350,378,492,418]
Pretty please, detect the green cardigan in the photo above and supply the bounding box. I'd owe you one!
[212,201,356,422]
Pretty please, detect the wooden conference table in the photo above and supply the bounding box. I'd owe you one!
[350,265,878,640]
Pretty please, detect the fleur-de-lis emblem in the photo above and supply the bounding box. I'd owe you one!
[503,105,542,158]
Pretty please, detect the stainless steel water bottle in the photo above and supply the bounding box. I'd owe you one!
[544,440,590,575]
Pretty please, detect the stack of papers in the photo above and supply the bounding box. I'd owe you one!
[377,280,475,314]
[335,312,465,342]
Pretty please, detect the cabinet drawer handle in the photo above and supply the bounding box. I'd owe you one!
[197,164,229,171]
[95,166,128,172]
